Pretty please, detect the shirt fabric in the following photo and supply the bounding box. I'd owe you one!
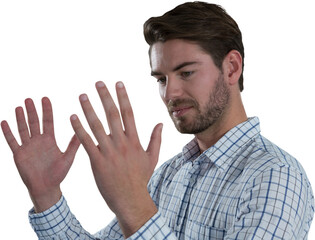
[29,117,314,239]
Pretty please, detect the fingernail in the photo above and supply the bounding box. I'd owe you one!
[96,81,105,88]
[70,114,77,120]
[117,81,124,89]
[159,123,163,131]
[79,94,88,101]
[25,98,32,104]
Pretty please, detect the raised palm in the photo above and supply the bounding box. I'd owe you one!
[1,97,80,212]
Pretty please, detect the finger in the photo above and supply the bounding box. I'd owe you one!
[95,81,124,136]
[15,106,30,144]
[1,120,20,152]
[63,134,81,166]
[42,97,55,137]
[79,94,108,146]
[115,81,138,139]
[70,114,99,159]
[146,123,163,167]
[25,98,41,137]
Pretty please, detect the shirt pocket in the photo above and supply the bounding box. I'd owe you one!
[186,220,226,240]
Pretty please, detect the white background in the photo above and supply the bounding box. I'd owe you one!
[0,0,314,238]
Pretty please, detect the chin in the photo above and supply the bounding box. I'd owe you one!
[173,116,218,135]
[174,122,213,135]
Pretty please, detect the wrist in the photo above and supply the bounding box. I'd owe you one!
[116,193,158,238]
[29,187,62,213]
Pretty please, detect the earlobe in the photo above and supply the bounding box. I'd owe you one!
[224,50,242,86]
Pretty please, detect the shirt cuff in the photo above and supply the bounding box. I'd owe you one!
[127,212,176,240]
[28,195,72,238]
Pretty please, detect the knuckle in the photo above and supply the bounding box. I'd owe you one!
[111,137,128,156]
[78,130,91,145]
[126,136,141,151]
[134,141,143,151]
[122,108,134,119]
[105,147,116,160]
[119,142,128,155]
[108,107,121,120]
[89,119,103,132]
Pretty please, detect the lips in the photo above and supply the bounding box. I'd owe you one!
[171,106,193,118]
[168,98,197,118]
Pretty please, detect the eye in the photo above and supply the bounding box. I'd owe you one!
[181,71,194,78]
[157,76,166,85]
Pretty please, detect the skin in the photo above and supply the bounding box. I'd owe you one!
[1,98,80,213]
[1,39,247,238]
[1,82,162,238]
[70,82,162,236]
[150,39,247,152]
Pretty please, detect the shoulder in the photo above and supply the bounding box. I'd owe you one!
[242,134,310,184]
[234,135,314,236]
[239,134,314,212]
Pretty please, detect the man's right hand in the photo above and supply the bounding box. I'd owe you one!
[1,97,80,213]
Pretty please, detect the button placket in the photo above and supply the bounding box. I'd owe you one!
[176,160,202,231]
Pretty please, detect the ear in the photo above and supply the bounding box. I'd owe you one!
[222,50,242,87]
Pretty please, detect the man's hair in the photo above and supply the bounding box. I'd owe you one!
[143,1,245,92]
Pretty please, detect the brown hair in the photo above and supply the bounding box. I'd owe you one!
[143,1,245,91]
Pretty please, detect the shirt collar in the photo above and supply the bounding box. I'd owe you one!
[181,117,261,170]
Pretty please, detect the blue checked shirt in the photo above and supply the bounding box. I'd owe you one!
[29,117,314,239]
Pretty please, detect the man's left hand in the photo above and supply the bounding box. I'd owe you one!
[70,81,163,238]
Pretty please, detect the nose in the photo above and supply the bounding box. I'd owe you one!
[160,76,184,102]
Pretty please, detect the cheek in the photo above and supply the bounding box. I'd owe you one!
[189,81,212,99]
[188,76,216,106]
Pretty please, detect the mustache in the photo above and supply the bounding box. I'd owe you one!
[167,98,199,110]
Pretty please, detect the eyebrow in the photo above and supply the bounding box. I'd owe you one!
[151,61,200,76]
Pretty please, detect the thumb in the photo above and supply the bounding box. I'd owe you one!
[146,123,163,165]
[64,134,81,165]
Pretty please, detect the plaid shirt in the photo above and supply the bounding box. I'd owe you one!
[29,117,314,239]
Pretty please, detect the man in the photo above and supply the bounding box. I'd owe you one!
[1,2,314,239]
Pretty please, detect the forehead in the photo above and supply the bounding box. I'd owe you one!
[150,39,212,71]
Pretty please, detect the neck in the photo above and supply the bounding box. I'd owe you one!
[195,96,247,153]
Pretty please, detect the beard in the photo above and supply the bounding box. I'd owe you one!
[168,74,230,134]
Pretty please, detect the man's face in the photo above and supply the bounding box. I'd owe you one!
[150,39,230,134]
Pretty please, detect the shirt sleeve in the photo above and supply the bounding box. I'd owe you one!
[126,212,177,240]
[224,166,314,239]
[29,196,178,239]
[29,196,99,239]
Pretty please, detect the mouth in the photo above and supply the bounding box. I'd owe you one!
[171,106,193,118]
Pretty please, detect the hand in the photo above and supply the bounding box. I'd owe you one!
[70,81,163,237]
[1,97,80,212]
